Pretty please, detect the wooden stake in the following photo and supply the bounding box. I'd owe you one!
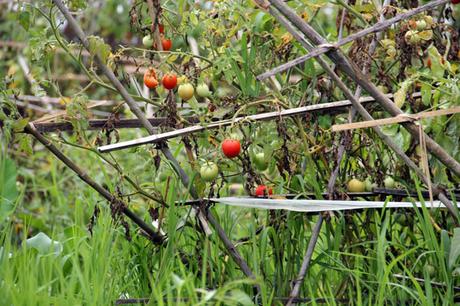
[332,107,460,132]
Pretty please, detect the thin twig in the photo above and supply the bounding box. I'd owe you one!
[286,215,324,306]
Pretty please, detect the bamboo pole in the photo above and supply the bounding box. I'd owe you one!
[96,92,423,153]
[332,107,460,132]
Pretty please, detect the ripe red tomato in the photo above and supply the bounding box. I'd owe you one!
[255,185,273,197]
[162,74,177,90]
[221,139,241,158]
[162,38,172,51]
[144,69,158,89]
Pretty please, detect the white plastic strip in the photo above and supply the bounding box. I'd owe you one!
[210,197,449,212]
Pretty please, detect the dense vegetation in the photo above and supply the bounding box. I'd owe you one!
[1,1,460,305]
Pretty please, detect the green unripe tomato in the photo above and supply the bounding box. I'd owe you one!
[347,179,366,192]
[405,30,420,45]
[386,47,397,58]
[364,178,377,192]
[200,162,218,182]
[142,35,153,47]
[253,152,268,171]
[196,83,212,98]
[384,176,396,189]
[423,15,434,28]
[416,20,427,31]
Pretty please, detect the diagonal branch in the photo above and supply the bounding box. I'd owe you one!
[286,215,323,306]
[25,123,165,245]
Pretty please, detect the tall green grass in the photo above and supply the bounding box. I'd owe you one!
[1,141,459,305]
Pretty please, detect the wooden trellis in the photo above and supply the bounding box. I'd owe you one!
[18,0,459,304]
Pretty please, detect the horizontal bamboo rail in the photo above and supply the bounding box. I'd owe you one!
[332,107,460,132]
[97,92,423,153]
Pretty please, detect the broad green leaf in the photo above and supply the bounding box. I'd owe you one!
[427,45,446,79]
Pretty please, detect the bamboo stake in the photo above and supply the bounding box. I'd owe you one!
[257,0,449,81]
[286,215,323,306]
[51,0,258,286]
[332,107,460,132]
[97,92,422,153]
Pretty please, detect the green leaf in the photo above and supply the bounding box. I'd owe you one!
[0,158,18,224]
[421,83,432,106]
[318,115,332,129]
[449,228,460,270]
[427,45,446,79]
[88,36,111,65]
[227,289,254,305]
[12,118,29,132]
[18,11,30,31]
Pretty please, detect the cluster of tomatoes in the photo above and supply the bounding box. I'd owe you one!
[143,68,213,103]
[142,24,172,51]
[142,22,272,197]
[199,139,273,197]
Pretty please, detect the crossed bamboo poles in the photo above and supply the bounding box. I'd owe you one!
[23,0,458,304]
